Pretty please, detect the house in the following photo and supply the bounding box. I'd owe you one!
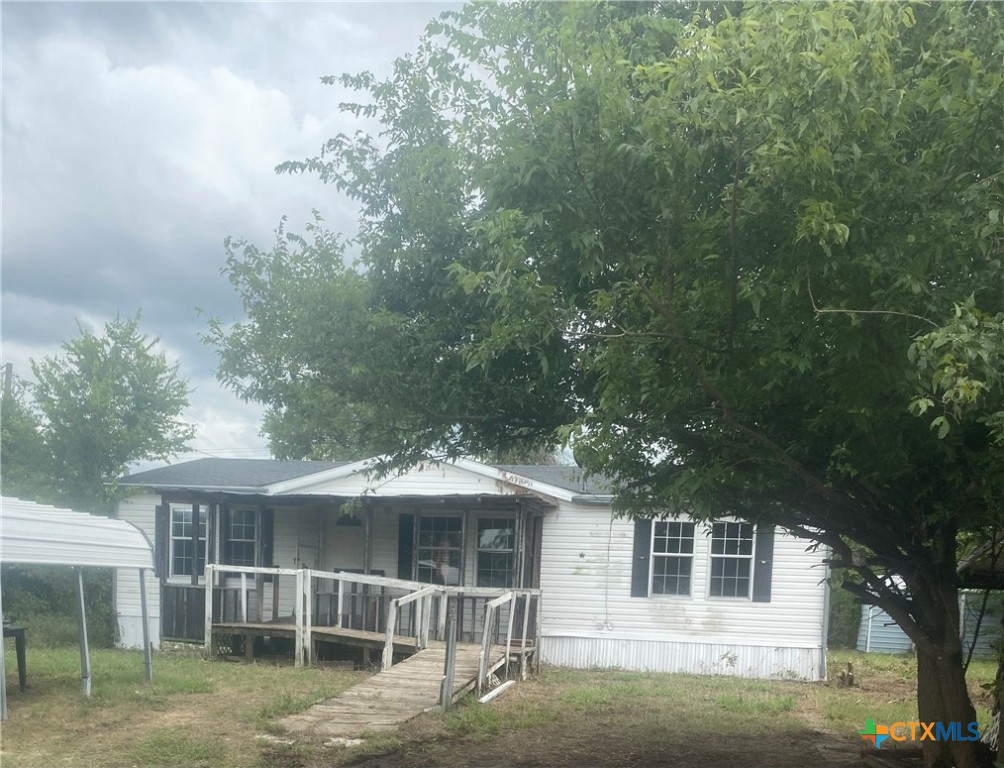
[113,457,829,680]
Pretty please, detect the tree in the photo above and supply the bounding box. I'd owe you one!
[31,313,195,513]
[0,372,50,501]
[211,4,1003,765]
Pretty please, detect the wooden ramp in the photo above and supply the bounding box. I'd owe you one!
[278,642,505,740]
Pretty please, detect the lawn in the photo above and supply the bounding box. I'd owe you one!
[1,644,997,768]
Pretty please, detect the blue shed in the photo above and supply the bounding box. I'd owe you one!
[856,604,913,653]
[856,592,1002,658]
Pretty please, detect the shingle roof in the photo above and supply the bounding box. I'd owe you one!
[119,458,349,491]
[118,458,613,498]
[496,465,613,496]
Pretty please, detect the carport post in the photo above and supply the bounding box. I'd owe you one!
[139,568,153,683]
[1,567,8,721]
[74,567,92,696]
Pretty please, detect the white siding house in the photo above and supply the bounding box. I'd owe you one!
[537,503,828,680]
[114,457,829,680]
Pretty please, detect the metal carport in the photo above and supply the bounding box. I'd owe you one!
[0,496,155,720]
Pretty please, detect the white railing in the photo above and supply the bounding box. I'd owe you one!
[203,564,308,665]
[204,565,540,682]
[438,588,541,705]
[306,569,448,668]
[382,585,440,669]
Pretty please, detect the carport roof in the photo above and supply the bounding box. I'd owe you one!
[0,497,154,570]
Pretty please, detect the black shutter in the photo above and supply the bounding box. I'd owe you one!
[206,502,217,566]
[631,519,653,597]
[260,508,274,568]
[220,506,231,565]
[154,502,169,581]
[398,513,415,580]
[752,524,775,603]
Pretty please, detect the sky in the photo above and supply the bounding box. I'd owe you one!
[2,1,460,467]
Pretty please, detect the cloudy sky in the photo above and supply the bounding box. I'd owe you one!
[2,1,459,466]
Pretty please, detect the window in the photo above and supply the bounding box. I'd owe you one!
[170,505,206,578]
[709,522,754,598]
[651,521,695,595]
[416,516,462,585]
[477,518,514,587]
[224,509,256,567]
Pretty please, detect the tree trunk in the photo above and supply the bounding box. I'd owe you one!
[910,564,992,768]
[916,642,989,767]
[897,522,993,768]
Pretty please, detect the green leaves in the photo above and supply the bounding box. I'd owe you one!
[10,313,195,513]
[216,0,1003,538]
[908,302,1004,443]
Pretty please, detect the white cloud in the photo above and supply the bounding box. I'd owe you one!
[2,2,459,461]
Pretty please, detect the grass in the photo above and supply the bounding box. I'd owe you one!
[1,644,999,768]
[0,646,368,768]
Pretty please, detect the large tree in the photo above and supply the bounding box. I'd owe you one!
[210,3,1003,765]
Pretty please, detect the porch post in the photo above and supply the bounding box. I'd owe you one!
[304,569,313,666]
[514,502,524,588]
[460,508,469,587]
[255,504,266,622]
[364,504,373,575]
[293,569,304,667]
[204,564,214,655]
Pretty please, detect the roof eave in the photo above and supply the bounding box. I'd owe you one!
[571,494,615,505]
[118,482,267,494]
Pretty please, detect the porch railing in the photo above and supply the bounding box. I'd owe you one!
[202,565,541,684]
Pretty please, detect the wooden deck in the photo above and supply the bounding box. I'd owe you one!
[277,642,508,740]
[212,622,421,663]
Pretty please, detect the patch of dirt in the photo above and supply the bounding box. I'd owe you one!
[282,678,869,768]
[343,726,863,768]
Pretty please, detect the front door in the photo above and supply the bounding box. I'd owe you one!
[321,511,365,572]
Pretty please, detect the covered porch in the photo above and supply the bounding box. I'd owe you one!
[157,490,547,646]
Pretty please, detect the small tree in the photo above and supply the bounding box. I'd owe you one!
[31,312,195,513]
[0,372,50,502]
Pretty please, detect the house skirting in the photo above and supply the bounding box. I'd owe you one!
[538,634,826,681]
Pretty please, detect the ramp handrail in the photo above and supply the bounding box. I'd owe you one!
[204,565,540,678]
[383,585,442,669]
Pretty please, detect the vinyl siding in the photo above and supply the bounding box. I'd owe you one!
[856,605,913,653]
[856,593,1001,658]
[538,504,828,680]
[960,591,1003,660]
[114,493,161,649]
[290,461,550,499]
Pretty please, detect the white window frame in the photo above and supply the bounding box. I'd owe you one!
[476,517,515,588]
[416,514,464,586]
[223,508,257,567]
[168,503,207,583]
[649,520,695,597]
[707,521,755,599]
